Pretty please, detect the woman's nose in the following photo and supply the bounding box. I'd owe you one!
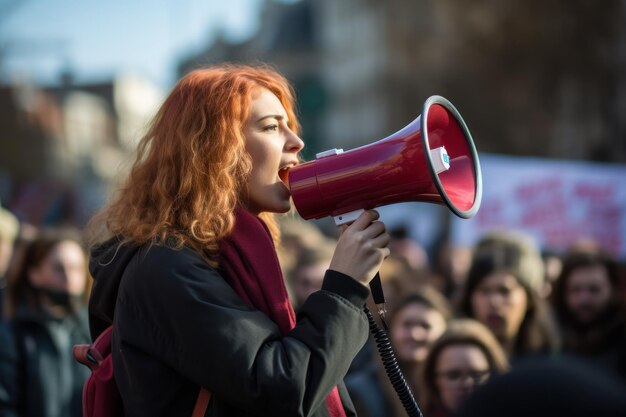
[459,374,477,388]
[286,130,304,153]
[410,326,427,341]
[487,293,505,308]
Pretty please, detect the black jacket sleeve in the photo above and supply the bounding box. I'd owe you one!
[0,323,20,417]
[114,244,370,417]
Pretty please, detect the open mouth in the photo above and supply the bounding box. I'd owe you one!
[278,166,291,187]
[486,314,505,328]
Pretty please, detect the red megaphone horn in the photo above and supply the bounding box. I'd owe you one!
[287,95,482,225]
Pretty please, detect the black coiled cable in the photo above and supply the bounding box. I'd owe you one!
[364,306,424,417]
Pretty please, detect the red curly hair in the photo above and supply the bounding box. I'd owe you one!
[88,64,301,266]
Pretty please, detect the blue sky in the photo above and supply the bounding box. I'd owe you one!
[0,0,269,89]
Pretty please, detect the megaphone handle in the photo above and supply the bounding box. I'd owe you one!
[369,272,389,331]
[370,272,384,305]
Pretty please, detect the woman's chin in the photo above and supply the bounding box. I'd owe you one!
[277,201,293,214]
[263,199,293,214]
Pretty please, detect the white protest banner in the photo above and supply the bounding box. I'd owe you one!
[451,154,626,258]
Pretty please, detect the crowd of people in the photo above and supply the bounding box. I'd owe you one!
[280,216,626,417]
[0,63,625,417]
[1,186,626,417]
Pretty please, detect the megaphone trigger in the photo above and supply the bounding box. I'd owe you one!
[333,208,365,226]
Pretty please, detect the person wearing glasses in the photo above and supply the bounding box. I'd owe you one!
[421,319,509,417]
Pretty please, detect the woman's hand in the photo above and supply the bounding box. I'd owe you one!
[329,210,391,286]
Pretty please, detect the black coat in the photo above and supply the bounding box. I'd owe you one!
[88,239,371,417]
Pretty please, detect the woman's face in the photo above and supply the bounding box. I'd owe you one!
[470,271,528,343]
[28,240,87,296]
[390,302,447,363]
[243,89,304,214]
[565,265,612,324]
[435,344,491,412]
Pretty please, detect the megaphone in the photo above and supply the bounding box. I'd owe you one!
[288,95,482,225]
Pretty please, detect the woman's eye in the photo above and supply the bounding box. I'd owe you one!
[262,124,278,132]
[498,286,512,296]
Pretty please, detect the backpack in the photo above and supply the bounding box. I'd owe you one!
[73,325,211,417]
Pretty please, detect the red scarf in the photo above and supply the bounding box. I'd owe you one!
[219,206,346,417]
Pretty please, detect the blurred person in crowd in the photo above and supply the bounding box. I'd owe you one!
[86,64,391,417]
[346,286,452,417]
[458,231,559,360]
[287,240,335,312]
[0,206,19,319]
[421,319,509,417]
[0,228,90,417]
[432,242,473,301]
[565,238,626,306]
[456,355,626,417]
[388,226,429,274]
[539,249,562,299]
[552,251,626,380]
[277,213,330,276]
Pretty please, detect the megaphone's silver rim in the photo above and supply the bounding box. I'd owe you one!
[421,95,483,219]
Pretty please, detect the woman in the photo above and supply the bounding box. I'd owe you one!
[421,319,509,417]
[345,286,452,417]
[458,231,559,359]
[0,228,91,417]
[86,64,390,417]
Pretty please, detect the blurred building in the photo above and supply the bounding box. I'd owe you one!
[315,0,455,149]
[178,0,626,163]
[0,73,163,226]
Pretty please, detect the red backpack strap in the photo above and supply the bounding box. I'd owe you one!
[192,388,212,417]
[74,325,211,416]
